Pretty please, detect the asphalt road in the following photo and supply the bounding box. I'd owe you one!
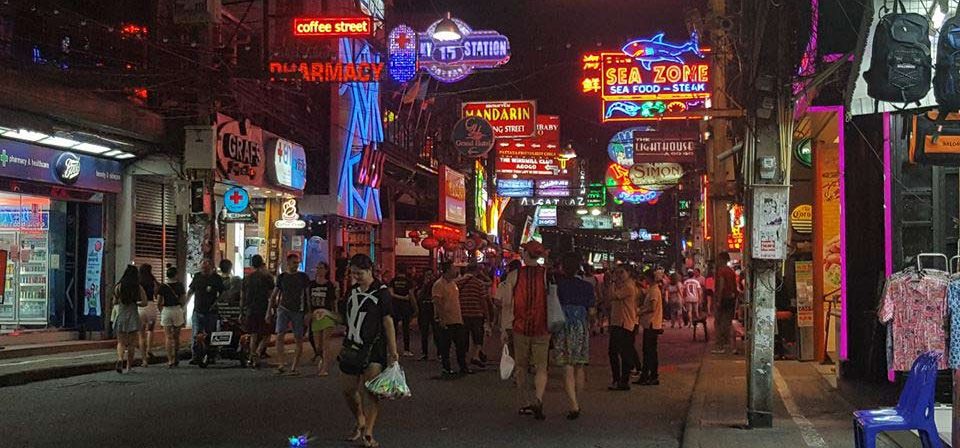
[1,327,707,448]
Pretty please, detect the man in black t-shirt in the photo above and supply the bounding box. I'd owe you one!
[389,267,417,357]
[188,259,224,364]
[270,253,311,375]
[240,255,275,367]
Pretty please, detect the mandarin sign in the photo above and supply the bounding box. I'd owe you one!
[582,32,711,122]
[462,100,536,139]
[268,61,385,83]
[292,17,373,37]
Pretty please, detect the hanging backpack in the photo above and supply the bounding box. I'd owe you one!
[863,0,932,106]
[932,15,960,142]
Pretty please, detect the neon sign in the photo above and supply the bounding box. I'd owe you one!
[605,163,661,204]
[462,101,536,139]
[268,61,385,83]
[582,32,711,122]
[727,204,745,251]
[416,18,510,83]
[336,38,384,223]
[388,25,417,83]
[292,17,373,38]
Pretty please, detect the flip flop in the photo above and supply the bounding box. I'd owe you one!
[363,434,380,448]
[345,426,364,442]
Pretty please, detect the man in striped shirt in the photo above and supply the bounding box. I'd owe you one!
[458,263,493,368]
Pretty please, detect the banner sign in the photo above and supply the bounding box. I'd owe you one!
[269,60,386,83]
[275,198,307,229]
[217,115,265,185]
[0,139,123,193]
[292,17,374,38]
[795,260,814,327]
[586,183,607,207]
[536,179,571,197]
[519,196,586,207]
[463,101,536,139]
[535,206,557,227]
[632,134,700,163]
[535,115,560,146]
[440,166,466,225]
[581,32,711,122]
[416,17,511,83]
[84,238,104,316]
[494,141,575,178]
[267,138,307,190]
[791,204,813,234]
[452,116,496,158]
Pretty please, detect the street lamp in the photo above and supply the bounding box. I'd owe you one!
[432,12,462,42]
[590,208,602,216]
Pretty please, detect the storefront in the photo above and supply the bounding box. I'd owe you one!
[0,136,123,330]
[212,114,307,277]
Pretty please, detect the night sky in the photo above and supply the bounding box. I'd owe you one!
[392,0,700,160]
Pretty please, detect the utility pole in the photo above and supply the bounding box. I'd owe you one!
[743,0,792,429]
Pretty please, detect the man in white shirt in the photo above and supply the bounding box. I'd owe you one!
[683,270,707,341]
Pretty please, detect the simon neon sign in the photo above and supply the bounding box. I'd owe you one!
[582,32,711,122]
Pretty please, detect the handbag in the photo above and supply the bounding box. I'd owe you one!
[339,337,378,375]
[499,343,515,380]
[547,283,566,333]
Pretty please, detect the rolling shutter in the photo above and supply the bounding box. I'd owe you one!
[133,179,178,281]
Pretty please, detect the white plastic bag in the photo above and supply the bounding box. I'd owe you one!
[499,343,515,380]
[365,363,411,400]
[547,284,566,333]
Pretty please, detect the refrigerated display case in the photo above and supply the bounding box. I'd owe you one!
[0,194,50,327]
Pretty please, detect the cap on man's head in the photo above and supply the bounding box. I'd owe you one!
[520,241,547,258]
[286,252,301,261]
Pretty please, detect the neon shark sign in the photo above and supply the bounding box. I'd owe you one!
[581,32,711,122]
[621,32,704,71]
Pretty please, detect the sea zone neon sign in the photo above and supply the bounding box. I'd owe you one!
[293,17,374,37]
[582,32,711,122]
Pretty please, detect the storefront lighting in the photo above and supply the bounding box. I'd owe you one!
[114,153,136,160]
[3,129,47,141]
[432,13,462,42]
[73,143,111,154]
[39,136,81,148]
[576,208,588,215]
[590,208,602,216]
[103,150,123,157]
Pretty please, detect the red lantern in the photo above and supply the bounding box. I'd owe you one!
[421,237,439,250]
[407,230,419,239]
[411,237,421,245]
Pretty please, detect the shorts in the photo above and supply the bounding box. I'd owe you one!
[160,306,185,328]
[243,313,272,335]
[138,302,158,326]
[312,315,338,333]
[463,317,485,346]
[276,308,306,337]
[513,334,550,370]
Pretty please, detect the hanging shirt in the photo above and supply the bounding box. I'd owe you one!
[879,271,949,371]
[946,280,960,368]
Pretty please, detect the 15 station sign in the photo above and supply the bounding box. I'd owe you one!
[582,32,711,122]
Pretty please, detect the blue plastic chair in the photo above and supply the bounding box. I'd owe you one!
[853,351,943,448]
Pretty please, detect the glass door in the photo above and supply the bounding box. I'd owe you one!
[0,232,16,322]
[0,192,50,327]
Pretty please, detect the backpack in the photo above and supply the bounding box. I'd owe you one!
[933,16,960,142]
[863,0,931,106]
[909,110,960,166]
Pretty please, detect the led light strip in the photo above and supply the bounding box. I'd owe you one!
[0,127,137,160]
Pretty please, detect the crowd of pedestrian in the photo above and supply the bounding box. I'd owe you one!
[108,243,743,445]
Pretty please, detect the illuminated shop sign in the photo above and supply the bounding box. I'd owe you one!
[520,196,586,207]
[388,25,417,83]
[275,198,306,229]
[269,61,386,83]
[535,206,557,227]
[727,204,745,251]
[440,166,466,225]
[452,116,496,158]
[475,161,489,232]
[536,179,571,197]
[462,101,536,139]
[607,125,655,166]
[605,163,661,205]
[414,17,511,83]
[268,138,306,191]
[633,134,700,164]
[292,17,374,38]
[495,141,574,178]
[586,183,607,207]
[496,179,534,198]
[219,132,263,183]
[534,115,560,146]
[628,163,684,191]
[582,32,711,122]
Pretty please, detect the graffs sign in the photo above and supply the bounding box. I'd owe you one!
[628,163,683,190]
[0,138,122,193]
[632,135,700,163]
[462,100,536,139]
[218,132,263,184]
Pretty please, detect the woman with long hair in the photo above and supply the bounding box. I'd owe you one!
[114,265,147,373]
[666,273,683,328]
[309,261,340,377]
[340,254,399,448]
[157,265,186,368]
[554,253,595,419]
[137,264,159,367]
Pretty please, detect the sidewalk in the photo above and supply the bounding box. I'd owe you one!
[682,353,902,448]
